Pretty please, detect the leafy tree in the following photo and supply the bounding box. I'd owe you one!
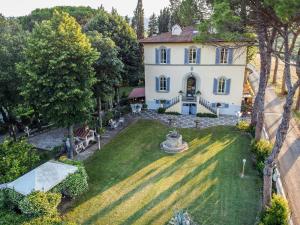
[85,9,142,85]
[148,13,158,36]
[132,0,145,39]
[18,6,98,31]
[88,31,123,128]
[19,11,98,158]
[124,15,131,24]
[158,7,171,33]
[0,17,28,139]
[169,0,181,26]
[0,138,39,183]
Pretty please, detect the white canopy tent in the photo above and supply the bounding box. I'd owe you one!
[7,161,78,195]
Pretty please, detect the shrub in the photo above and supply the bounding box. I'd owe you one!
[19,191,61,216]
[142,103,148,109]
[3,188,24,210]
[236,121,255,136]
[260,194,289,225]
[0,138,40,183]
[165,111,181,115]
[52,158,88,198]
[251,140,273,162]
[196,113,217,118]
[157,107,166,114]
[0,208,28,225]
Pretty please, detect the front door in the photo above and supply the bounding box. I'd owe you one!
[186,77,196,97]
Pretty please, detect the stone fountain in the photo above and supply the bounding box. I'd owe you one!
[160,118,189,153]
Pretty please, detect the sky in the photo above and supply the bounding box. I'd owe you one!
[0,0,170,17]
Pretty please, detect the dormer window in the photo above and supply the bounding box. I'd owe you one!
[171,24,182,36]
[189,48,197,64]
[220,48,229,64]
[160,48,167,64]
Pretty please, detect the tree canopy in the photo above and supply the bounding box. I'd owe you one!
[19,10,98,128]
[85,9,142,85]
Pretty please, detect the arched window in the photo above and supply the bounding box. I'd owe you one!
[189,47,197,64]
[160,48,167,64]
[160,76,167,91]
[220,48,228,64]
[218,77,226,94]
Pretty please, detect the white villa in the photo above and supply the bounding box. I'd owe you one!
[140,25,248,115]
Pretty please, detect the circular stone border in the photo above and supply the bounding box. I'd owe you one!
[160,141,189,154]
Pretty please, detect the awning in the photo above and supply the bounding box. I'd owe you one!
[128,87,145,99]
[7,161,78,195]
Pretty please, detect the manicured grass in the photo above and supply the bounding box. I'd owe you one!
[63,120,261,225]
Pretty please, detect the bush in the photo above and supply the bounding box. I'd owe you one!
[236,121,255,136]
[142,103,148,109]
[19,191,61,216]
[157,107,166,114]
[251,140,273,163]
[0,208,28,225]
[0,138,40,183]
[3,188,24,210]
[260,194,289,225]
[52,158,88,198]
[196,113,217,118]
[165,112,181,115]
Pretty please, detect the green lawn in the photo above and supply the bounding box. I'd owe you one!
[63,120,261,225]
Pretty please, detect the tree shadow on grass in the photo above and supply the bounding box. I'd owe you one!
[63,121,254,225]
[82,134,237,225]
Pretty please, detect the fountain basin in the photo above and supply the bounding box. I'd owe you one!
[160,132,189,154]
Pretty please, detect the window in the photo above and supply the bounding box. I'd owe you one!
[218,77,226,94]
[160,76,167,91]
[220,48,228,64]
[189,48,197,64]
[160,48,167,64]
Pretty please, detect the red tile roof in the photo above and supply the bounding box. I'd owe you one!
[139,26,195,44]
[128,87,145,99]
[139,26,253,44]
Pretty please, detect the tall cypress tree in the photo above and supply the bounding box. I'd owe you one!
[133,0,145,39]
[148,13,158,36]
[158,7,171,33]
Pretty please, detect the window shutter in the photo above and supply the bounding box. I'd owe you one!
[215,47,220,64]
[196,48,201,64]
[213,78,218,94]
[167,77,170,92]
[225,79,231,95]
[167,48,171,64]
[155,48,159,64]
[184,48,188,64]
[228,48,233,64]
[155,77,159,91]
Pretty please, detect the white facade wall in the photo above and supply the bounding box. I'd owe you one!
[143,43,247,115]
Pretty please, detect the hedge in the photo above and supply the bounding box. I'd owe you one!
[157,107,166,114]
[19,191,61,216]
[52,157,88,198]
[260,194,289,225]
[196,113,217,118]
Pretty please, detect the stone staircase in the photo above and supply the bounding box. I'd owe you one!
[164,96,180,109]
[198,96,217,114]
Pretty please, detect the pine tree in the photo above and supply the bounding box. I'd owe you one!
[132,0,145,39]
[158,7,171,33]
[169,0,181,26]
[148,13,158,36]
